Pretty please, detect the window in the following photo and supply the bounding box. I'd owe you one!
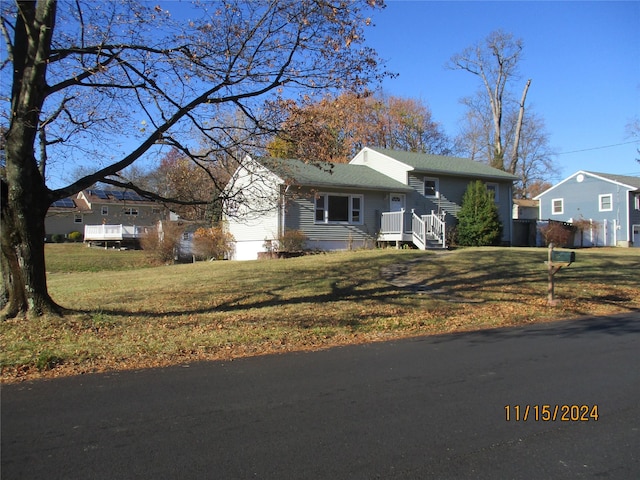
[485,183,499,202]
[552,198,564,215]
[424,177,439,198]
[124,208,138,216]
[635,194,640,211]
[74,214,83,224]
[599,194,613,212]
[315,194,363,224]
[101,206,108,215]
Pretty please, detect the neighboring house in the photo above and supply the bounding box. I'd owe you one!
[512,199,539,247]
[512,199,539,220]
[535,171,640,247]
[224,147,519,260]
[45,189,166,244]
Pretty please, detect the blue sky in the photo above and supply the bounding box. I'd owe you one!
[363,0,640,179]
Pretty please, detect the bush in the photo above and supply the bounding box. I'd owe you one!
[192,225,235,260]
[68,231,83,242]
[539,221,575,247]
[456,181,503,246]
[277,229,307,252]
[140,222,184,263]
[51,234,65,243]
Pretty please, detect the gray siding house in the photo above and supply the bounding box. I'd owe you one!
[45,189,166,243]
[535,171,640,247]
[224,148,518,260]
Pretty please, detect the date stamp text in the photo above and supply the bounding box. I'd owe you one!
[505,404,599,422]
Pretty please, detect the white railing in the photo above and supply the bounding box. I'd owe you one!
[424,210,446,248]
[411,212,426,249]
[380,210,446,249]
[381,209,405,234]
[84,224,146,240]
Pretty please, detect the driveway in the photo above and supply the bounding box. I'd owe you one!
[2,312,639,479]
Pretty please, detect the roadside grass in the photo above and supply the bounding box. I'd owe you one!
[2,244,638,382]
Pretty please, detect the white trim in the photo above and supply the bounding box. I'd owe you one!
[314,192,364,225]
[423,176,439,198]
[552,198,564,215]
[598,193,613,212]
[535,170,639,200]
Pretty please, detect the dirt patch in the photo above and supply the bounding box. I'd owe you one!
[380,253,485,303]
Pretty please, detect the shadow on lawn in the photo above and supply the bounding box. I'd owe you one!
[73,249,639,321]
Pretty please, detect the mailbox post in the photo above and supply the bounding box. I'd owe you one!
[545,243,575,305]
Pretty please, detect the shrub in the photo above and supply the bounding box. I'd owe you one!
[539,221,575,247]
[68,231,83,242]
[276,229,307,252]
[141,222,184,263]
[192,225,235,260]
[51,234,65,243]
[456,181,503,246]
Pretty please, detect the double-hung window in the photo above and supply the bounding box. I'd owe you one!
[124,207,138,216]
[552,198,564,215]
[315,194,363,224]
[485,183,499,202]
[599,194,613,212]
[424,177,439,198]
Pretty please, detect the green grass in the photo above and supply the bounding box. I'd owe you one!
[44,243,157,272]
[2,244,639,382]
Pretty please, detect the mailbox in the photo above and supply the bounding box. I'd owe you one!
[550,250,575,264]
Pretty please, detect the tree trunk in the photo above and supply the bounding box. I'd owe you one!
[1,179,63,319]
[509,79,531,175]
[1,0,63,319]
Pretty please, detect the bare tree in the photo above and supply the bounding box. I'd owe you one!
[447,30,530,171]
[0,0,387,318]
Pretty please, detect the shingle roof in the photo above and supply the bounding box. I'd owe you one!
[260,158,412,191]
[369,147,520,181]
[585,171,640,190]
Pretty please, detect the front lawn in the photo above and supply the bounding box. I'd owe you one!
[1,245,638,382]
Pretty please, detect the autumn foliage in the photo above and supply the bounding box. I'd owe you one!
[269,92,451,163]
[192,226,235,260]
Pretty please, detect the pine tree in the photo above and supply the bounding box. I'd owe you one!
[457,181,503,246]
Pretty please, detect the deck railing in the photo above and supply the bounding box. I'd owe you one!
[379,210,446,249]
[84,224,146,240]
[381,209,405,234]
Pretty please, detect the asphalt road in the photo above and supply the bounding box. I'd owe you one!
[2,312,639,479]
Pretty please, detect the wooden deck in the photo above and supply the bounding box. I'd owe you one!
[84,225,150,243]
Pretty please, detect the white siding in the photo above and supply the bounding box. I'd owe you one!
[224,157,283,260]
[350,148,411,184]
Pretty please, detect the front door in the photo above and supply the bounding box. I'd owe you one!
[633,225,640,247]
[390,194,406,213]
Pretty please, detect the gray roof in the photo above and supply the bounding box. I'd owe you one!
[585,171,640,190]
[369,147,520,181]
[260,157,412,191]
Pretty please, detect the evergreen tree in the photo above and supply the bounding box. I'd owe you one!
[457,181,503,246]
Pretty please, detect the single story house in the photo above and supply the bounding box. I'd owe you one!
[45,188,166,243]
[224,147,519,260]
[534,170,640,247]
